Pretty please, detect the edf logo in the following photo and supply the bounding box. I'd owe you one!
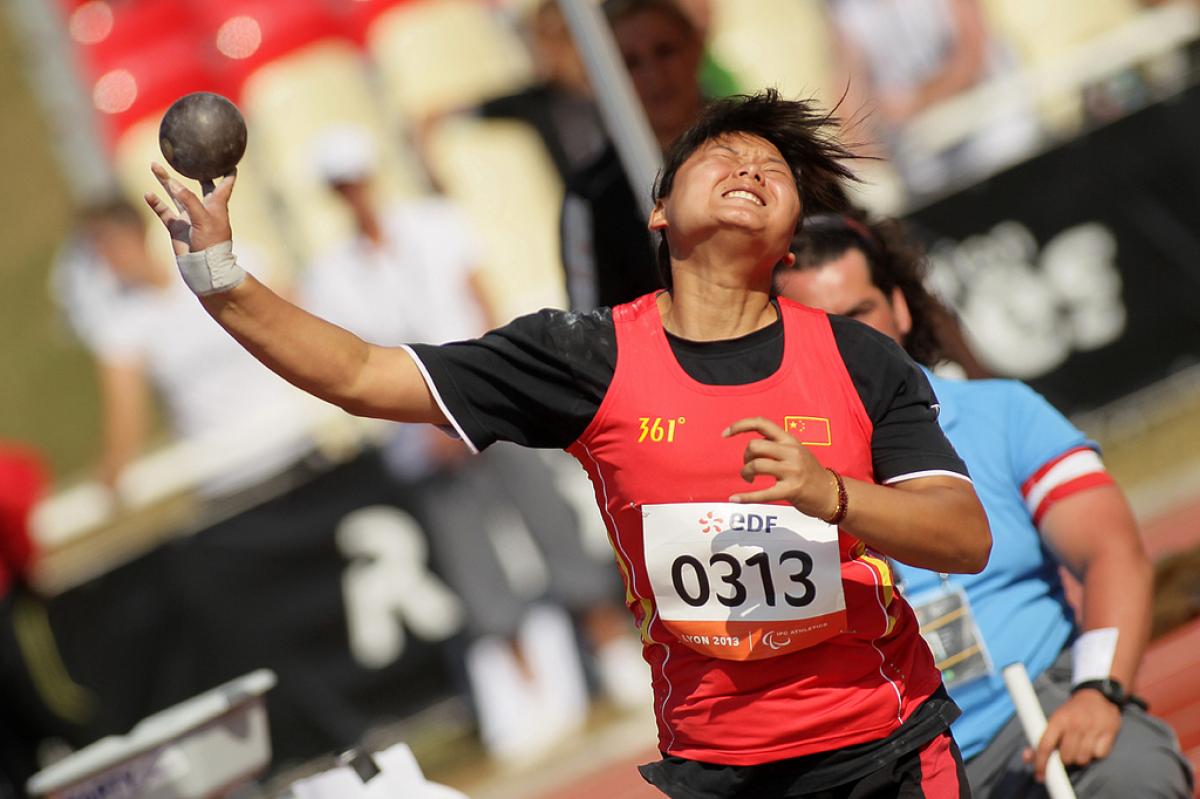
[729,512,778,533]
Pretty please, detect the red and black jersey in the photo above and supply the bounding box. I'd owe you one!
[565,295,944,763]
[407,293,970,770]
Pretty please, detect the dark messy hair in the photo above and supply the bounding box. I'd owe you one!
[652,89,856,290]
[781,210,943,366]
[602,0,698,36]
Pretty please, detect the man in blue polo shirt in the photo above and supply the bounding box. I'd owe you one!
[776,212,1193,798]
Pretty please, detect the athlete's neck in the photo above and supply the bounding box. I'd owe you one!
[660,241,780,340]
[658,282,776,342]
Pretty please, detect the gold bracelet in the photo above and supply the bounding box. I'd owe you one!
[822,468,848,526]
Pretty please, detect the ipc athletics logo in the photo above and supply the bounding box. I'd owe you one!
[698,511,724,533]
[763,630,792,650]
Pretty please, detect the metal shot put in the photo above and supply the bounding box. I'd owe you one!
[159,92,246,195]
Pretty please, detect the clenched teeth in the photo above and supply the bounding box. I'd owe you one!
[723,190,764,206]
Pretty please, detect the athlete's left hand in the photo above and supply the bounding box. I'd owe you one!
[723,417,838,520]
[1028,690,1122,781]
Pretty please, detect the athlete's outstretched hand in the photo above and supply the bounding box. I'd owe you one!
[144,162,235,256]
[723,417,838,520]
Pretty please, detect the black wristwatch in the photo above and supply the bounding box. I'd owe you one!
[1071,678,1148,711]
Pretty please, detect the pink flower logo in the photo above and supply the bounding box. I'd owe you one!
[698,511,724,533]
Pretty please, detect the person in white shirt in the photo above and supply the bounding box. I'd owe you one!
[52,199,313,497]
[825,0,1040,195]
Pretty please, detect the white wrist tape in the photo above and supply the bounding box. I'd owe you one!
[1072,627,1119,685]
[177,241,246,296]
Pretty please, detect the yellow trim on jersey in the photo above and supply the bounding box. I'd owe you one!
[857,551,896,609]
[603,523,659,646]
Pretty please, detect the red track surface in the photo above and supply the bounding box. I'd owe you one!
[533,747,661,799]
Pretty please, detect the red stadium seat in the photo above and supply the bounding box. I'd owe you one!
[65,1,221,142]
[184,0,347,97]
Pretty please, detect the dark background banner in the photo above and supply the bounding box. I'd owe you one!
[907,84,1200,414]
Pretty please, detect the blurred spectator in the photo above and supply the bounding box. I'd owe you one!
[825,0,1040,196]
[476,0,606,182]
[674,0,742,98]
[778,211,1194,799]
[303,126,642,762]
[51,200,313,497]
[560,0,706,310]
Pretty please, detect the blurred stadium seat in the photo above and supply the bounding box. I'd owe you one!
[423,116,566,320]
[982,0,1142,131]
[326,0,415,45]
[186,0,340,97]
[706,0,836,107]
[239,39,427,264]
[65,0,220,142]
[366,0,534,122]
[984,0,1142,64]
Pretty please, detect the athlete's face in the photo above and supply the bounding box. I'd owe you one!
[775,248,912,343]
[650,133,801,260]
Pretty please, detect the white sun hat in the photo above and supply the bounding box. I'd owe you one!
[312,124,379,184]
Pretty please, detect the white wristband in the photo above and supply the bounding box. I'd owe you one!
[177,241,246,296]
[1072,627,1119,685]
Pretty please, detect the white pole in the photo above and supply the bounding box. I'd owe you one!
[1001,663,1078,799]
[555,0,662,221]
[4,0,119,205]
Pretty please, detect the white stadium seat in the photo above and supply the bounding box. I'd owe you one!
[423,116,566,321]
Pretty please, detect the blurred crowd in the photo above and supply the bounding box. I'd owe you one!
[5,0,1200,792]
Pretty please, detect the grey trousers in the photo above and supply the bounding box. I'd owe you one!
[964,651,1194,798]
[407,444,616,639]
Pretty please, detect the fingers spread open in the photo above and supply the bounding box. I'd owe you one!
[150,161,204,219]
[170,181,205,220]
[144,190,191,254]
[150,162,185,214]
[212,169,238,203]
[144,192,176,225]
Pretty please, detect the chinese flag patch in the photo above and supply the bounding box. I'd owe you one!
[784,416,831,446]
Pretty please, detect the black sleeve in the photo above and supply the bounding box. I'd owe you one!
[829,316,969,483]
[406,308,616,450]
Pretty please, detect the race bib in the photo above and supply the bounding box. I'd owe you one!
[908,582,993,689]
[642,503,846,660]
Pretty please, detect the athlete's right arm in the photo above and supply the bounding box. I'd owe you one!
[144,163,446,426]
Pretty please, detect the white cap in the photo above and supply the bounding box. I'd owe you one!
[312,125,378,184]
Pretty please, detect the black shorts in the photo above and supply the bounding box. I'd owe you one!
[639,688,971,798]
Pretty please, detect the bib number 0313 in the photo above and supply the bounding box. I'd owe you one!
[642,502,847,661]
[671,550,815,609]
